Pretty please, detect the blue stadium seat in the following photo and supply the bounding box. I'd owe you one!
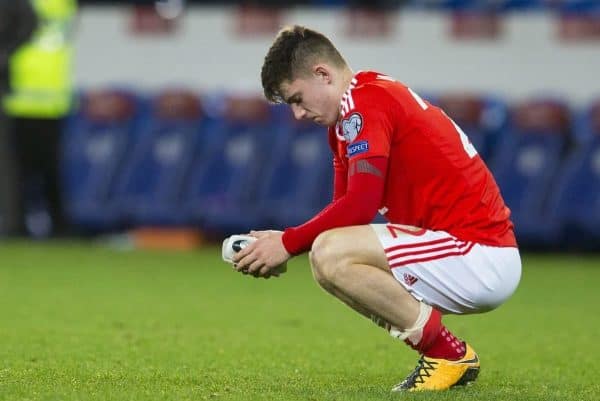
[405,1,476,11]
[183,95,286,235]
[546,101,600,248]
[500,0,555,11]
[436,93,508,161]
[256,118,333,229]
[489,98,572,246]
[573,98,600,144]
[406,0,553,11]
[310,0,349,6]
[111,89,217,227]
[560,0,600,14]
[61,89,143,232]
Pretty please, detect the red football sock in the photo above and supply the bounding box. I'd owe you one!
[404,308,466,360]
[423,325,466,360]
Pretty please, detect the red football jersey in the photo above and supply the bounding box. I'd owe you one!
[330,71,516,247]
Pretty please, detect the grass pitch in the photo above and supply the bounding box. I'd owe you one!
[0,240,599,401]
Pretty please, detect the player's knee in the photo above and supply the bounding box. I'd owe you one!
[309,230,347,289]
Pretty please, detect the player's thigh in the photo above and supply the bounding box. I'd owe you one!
[370,223,521,314]
[310,225,390,274]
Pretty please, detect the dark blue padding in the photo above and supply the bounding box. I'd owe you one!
[183,101,285,235]
[489,99,572,246]
[256,119,333,229]
[110,91,218,226]
[491,133,567,245]
[572,99,600,144]
[500,0,551,11]
[404,1,478,11]
[309,0,348,6]
[547,136,600,249]
[560,0,600,13]
[404,0,548,11]
[60,89,143,232]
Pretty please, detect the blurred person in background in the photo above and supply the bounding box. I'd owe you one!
[233,25,521,392]
[0,0,37,236]
[2,0,77,237]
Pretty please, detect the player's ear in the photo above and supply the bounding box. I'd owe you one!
[313,64,332,83]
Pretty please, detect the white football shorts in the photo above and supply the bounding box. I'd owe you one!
[370,223,521,315]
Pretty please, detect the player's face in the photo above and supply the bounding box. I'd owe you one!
[280,69,340,126]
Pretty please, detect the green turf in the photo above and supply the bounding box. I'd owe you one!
[0,240,598,401]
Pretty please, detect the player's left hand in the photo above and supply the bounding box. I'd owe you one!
[232,230,291,278]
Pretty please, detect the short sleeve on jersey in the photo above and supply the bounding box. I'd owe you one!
[341,87,393,161]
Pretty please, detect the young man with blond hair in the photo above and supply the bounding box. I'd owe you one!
[232,25,521,392]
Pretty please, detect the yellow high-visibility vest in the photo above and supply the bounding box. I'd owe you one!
[4,0,77,118]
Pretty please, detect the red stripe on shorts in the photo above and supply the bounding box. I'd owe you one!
[387,241,469,261]
[384,237,455,253]
[389,242,476,269]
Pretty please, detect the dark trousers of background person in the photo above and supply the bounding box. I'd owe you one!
[9,117,68,237]
[0,0,38,236]
[0,111,21,236]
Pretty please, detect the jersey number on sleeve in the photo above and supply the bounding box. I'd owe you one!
[408,88,478,159]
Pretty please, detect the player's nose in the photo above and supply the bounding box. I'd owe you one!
[291,104,306,120]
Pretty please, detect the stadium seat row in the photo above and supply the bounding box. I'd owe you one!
[61,88,600,249]
[86,0,600,13]
[311,0,600,13]
[404,0,600,13]
[61,89,332,237]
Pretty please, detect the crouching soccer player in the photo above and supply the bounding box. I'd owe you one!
[232,25,521,392]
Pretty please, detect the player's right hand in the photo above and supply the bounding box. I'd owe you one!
[232,231,290,279]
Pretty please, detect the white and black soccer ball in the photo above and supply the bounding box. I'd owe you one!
[222,235,256,264]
